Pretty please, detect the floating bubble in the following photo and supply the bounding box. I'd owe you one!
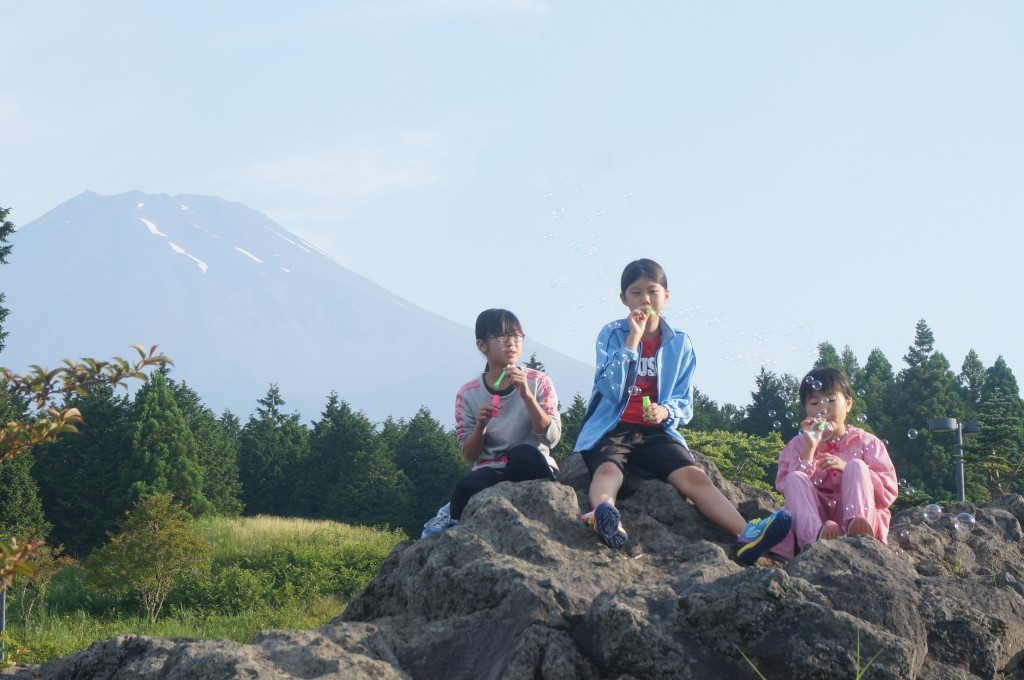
[767,410,777,418]
[955,512,976,533]
[923,504,942,522]
[883,439,890,446]
[804,376,814,385]
[552,207,565,219]
[817,410,827,418]
[898,478,908,488]
[907,486,916,495]
[907,429,919,440]
[628,385,642,396]
[856,413,868,423]
[812,380,823,391]
[814,476,823,486]
[792,421,800,429]
[857,389,866,397]
[896,528,910,543]
[772,420,782,430]
[826,498,837,509]
[785,411,794,420]
[778,391,789,400]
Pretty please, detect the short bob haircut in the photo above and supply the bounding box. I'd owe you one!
[475,308,523,343]
[620,258,668,294]
[799,367,853,405]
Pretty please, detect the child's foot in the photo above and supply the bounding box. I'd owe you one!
[589,502,628,549]
[818,520,842,540]
[846,516,873,538]
[736,509,792,566]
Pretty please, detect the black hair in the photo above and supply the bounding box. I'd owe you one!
[799,367,852,405]
[474,309,523,342]
[620,258,668,293]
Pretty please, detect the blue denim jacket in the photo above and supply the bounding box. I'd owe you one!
[573,318,696,452]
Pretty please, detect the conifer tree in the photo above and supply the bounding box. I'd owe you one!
[959,349,987,408]
[392,407,465,532]
[814,342,844,372]
[0,203,14,354]
[237,385,308,516]
[738,368,789,438]
[304,393,410,529]
[32,384,133,557]
[170,379,243,516]
[552,393,589,459]
[121,369,213,516]
[966,391,1023,498]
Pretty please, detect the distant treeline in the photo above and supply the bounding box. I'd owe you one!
[2,319,1021,565]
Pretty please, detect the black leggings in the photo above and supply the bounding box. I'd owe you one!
[450,445,556,520]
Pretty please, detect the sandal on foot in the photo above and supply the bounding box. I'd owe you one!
[846,516,873,538]
[818,520,842,540]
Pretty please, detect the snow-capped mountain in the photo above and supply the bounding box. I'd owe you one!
[0,191,593,423]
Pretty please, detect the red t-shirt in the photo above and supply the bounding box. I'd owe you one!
[619,335,660,425]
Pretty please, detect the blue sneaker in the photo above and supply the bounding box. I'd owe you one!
[420,503,454,539]
[735,509,791,566]
[589,502,628,549]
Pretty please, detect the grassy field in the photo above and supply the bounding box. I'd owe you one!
[3,515,406,666]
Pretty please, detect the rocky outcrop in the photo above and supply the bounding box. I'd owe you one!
[6,452,1024,679]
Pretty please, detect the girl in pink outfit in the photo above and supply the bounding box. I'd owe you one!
[772,367,899,559]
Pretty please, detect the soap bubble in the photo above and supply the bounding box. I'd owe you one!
[627,385,642,396]
[923,504,942,522]
[955,512,976,533]
[785,411,794,420]
[804,376,814,385]
[772,420,782,430]
[898,478,907,488]
[883,439,889,446]
[814,476,823,486]
[856,389,866,397]
[907,429,919,440]
[856,413,868,423]
[812,380,823,391]
[826,498,837,509]
[896,528,910,543]
[768,410,776,418]
[817,410,827,418]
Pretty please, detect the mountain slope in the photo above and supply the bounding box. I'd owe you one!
[0,191,593,423]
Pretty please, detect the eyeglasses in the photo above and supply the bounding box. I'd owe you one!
[489,333,525,344]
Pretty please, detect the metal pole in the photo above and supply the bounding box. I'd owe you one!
[954,423,966,502]
[1,586,6,662]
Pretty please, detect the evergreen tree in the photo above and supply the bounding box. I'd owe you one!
[858,349,894,435]
[552,393,588,460]
[814,342,844,372]
[959,349,987,408]
[885,320,965,500]
[170,379,243,516]
[965,391,1023,498]
[738,368,789,438]
[32,384,133,557]
[0,391,50,540]
[237,385,309,516]
[840,346,862,390]
[121,370,213,516]
[304,393,410,529]
[983,356,1023,411]
[0,203,14,354]
[525,352,546,372]
[392,407,465,533]
[689,388,741,433]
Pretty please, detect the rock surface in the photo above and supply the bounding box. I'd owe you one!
[5,452,1024,679]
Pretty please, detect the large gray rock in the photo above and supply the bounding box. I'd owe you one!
[6,452,1024,679]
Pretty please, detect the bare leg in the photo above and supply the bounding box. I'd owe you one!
[666,467,746,536]
[589,462,624,509]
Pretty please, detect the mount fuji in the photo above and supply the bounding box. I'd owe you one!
[0,191,594,424]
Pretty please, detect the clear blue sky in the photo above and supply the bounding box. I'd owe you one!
[2,2,1021,408]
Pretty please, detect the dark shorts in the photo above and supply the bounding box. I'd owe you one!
[581,422,696,482]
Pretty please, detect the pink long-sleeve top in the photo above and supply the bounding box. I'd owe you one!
[776,426,900,532]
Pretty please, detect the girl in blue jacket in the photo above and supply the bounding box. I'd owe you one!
[575,258,790,566]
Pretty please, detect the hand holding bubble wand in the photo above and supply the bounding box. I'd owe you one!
[491,366,510,417]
